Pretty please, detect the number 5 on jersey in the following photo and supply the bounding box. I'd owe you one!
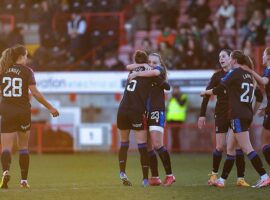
[127,80,137,92]
[2,77,23,97]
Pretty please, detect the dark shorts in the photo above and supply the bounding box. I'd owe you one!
[147,110,165,133]
[263,113,270,131]
[1,110,31,133]
[230,118,252,133]
[215,117,230,134]
[117,109,147,131]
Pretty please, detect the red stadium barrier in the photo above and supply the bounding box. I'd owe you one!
[29,123,74,154]
[112,123,216,153]
[0,14,15,33]
[254,46,266,75]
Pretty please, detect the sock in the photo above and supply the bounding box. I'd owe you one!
[157,146,172,175]
[148,150,159,177]
[262,144,270,166]
[221,154,235,180]
[19,149,29,180]
[235,149,245,178]
[1,150,11,172]
[248,151,266,176]
[138,143,149,180]
[118,142,129,173]
[261,173,269,181]
[212,149,222,173]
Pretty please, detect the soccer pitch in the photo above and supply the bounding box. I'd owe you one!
[1,153,270,200]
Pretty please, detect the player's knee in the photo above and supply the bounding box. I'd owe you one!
[216,144,225,152]
[152,141,163,150]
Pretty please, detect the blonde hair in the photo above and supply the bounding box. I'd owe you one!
[0,44,27,74]
[149,52,168,80]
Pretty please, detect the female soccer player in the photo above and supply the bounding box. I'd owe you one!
[0,44,59,189]
[117,50,154,187]
[198,49,250,187]
[201,50,270,188]
[240,47,270,168]
[128,53,175,186]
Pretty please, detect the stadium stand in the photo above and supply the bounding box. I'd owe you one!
[0,0,268,72]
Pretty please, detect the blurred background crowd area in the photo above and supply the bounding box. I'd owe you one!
[0,0,270,71]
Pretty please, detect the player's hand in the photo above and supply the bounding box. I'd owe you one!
[143,64,152,70]
[200,91,207,97]
[198,116,206,129]
[258,107,265,117]
[49,107,59,117]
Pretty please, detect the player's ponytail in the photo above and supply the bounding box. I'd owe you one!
[0,44,27,74]
[0,48,14,74]
[245,55,257,88]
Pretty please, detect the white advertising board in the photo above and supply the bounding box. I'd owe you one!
[35,70,215,93]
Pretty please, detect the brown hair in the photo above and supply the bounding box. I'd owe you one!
[149,52,168,80]
[0,44,27,74]
[231,50,246,65]
[245,55,257,87]
[134,50,148,64]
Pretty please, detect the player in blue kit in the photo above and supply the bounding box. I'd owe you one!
[0,45,59,189]
[198,49,257,187]
[240,47,270,172]
[201,50,270,188]
[128,53,175,186]
[117,50,156,187]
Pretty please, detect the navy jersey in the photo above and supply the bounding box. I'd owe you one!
[263,66,270,114]
[213,68,255,120]
[0,64,36,110]
[200,70,228,119]
[119,70,153,114]
[147,66,166,112]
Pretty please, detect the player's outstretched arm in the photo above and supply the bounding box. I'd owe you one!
[241,65,269,86]
[29,85,59,117]
[251,70,269,86]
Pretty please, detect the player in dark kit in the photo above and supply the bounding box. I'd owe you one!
[128,53,175,186]
[201,50,270,188]
[198,49,250,187]
[0,45,59,189]
[240,47,270,172]
[117,50,154,187]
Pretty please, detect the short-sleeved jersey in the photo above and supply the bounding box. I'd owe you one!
[200,69,228,119]
[263,66,270,113]
[147,66,166,112]
[0,64,36,110]
[119,67,153,114]
[219,67,254,120]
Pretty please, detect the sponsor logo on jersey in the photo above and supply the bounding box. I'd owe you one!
[132,123,142,128]
[21,124,30,130]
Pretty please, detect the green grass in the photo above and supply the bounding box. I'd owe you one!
[1,153,270,200]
